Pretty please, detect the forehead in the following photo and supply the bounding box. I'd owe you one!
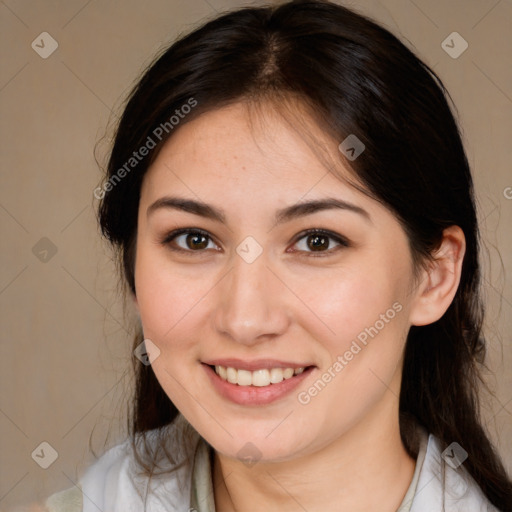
[142,100,366,205]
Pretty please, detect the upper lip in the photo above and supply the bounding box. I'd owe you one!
[202,358,315,371]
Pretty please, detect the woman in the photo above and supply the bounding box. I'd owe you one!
[40,0,512,510]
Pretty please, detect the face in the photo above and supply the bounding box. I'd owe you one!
[134,101,418,462]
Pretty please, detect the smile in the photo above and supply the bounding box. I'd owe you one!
[213,365,306,386]
[202,362,316,406]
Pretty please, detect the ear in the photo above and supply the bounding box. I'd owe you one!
[409,225,466,326]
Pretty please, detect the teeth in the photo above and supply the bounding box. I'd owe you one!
[283,368,294,379]
[252,369,270,387]
[218,365,227,380]
[214,365,307,386]
[237,369,252,386]
[270,368,284,384]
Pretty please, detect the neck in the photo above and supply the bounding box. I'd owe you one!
[212,375,416,512]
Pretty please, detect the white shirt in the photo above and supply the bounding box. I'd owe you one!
[42,413,500,512]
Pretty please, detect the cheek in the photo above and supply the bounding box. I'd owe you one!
[294,254,411,414]
[134,245,209,347]
[291,261,407,355]
[293,271,409,434]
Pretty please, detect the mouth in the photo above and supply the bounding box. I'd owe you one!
[201,362,316,406]
[206,363,315,386]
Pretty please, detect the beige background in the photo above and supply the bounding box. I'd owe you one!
[1,0,511,508]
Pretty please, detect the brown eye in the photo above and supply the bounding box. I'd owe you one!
[305,233,330,251]
[183,232,209,250]
[162,229,218,253]
[292,229,349,256]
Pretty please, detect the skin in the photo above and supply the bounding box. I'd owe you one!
[133,100,465,511]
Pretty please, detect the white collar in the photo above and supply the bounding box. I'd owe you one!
[79,414,498,511]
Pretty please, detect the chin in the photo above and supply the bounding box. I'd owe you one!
[202,418,312,463]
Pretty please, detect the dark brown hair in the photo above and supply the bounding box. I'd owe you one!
[96,0,512,509]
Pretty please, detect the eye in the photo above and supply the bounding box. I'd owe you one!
[161,228,219,253]
[161,227,349,257]
[290,229,349,257]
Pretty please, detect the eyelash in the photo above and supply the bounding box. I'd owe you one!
[160,228,350,258]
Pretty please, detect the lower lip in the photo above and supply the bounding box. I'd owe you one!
[202,363,315,406]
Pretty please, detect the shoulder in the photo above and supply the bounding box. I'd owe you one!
[44,486,83,512]
[84,413,201,510]
[410,433,500,512]
[43,413,201,512]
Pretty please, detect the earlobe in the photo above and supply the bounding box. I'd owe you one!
[409,226,466,327]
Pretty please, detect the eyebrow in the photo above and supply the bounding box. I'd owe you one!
[147,196,371,224]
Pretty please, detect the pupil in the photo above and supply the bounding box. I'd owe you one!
[308,234,328,251]
[188,233,208,250]
[184,233,329,251]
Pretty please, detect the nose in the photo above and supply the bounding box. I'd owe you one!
[213,250,290,346]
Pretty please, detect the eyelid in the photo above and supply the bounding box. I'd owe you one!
[160,227,350,255]
[160,227,219,252]
[289,228,349,257]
